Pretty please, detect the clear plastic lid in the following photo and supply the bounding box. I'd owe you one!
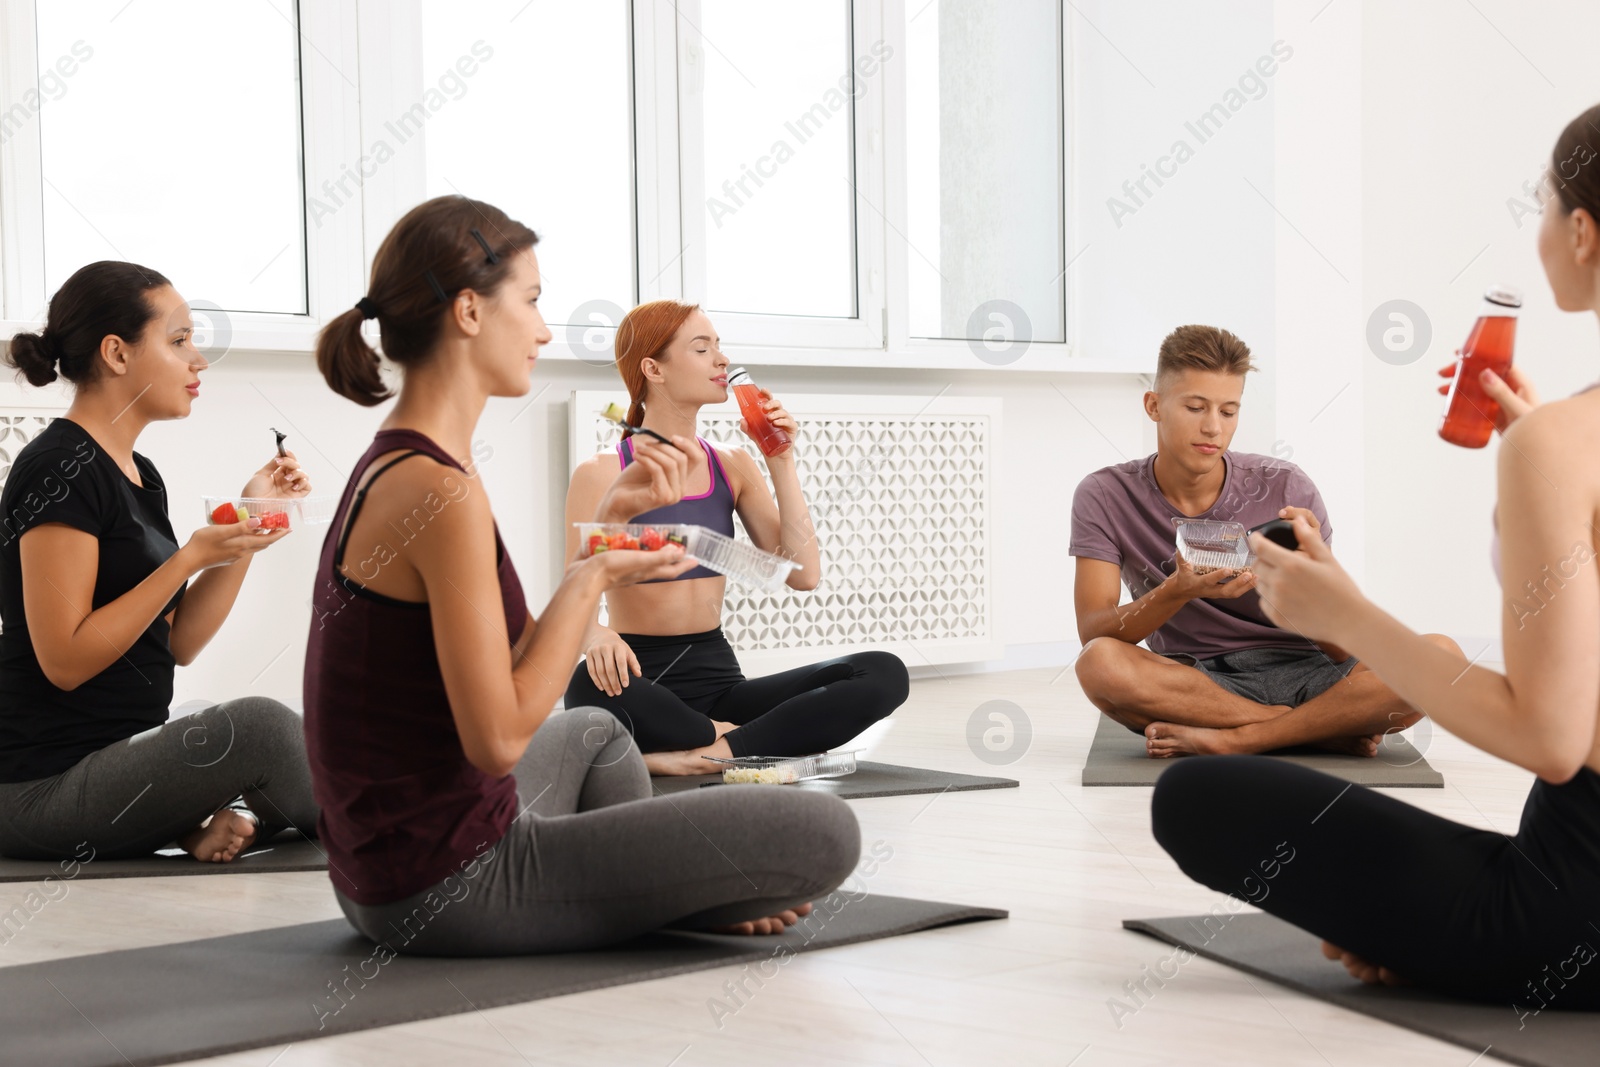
[704,751,858,784]
[1172,517,1254,572]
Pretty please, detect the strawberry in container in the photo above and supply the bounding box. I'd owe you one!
[577,523,688,557]
[204,498,292,531]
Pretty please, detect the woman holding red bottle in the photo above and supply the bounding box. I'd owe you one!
[1151,104,1600,1008]
[563,300,908,775]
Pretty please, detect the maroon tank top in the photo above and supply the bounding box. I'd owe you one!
[303,429,527,906]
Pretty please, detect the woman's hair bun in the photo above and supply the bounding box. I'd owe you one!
[5,331,60,387]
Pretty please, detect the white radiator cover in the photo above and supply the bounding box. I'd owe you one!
[0,389,70,492]
[568,391,1002,674]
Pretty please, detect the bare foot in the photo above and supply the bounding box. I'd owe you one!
[1144,722,1381,759]
[709,902,813,936]
[643,738,734,776]
[1310,733,1380,758]
[1321,940,1410,985]
[642,749,718,776]
[176,810,258,862]
[710,720,737,740]
[1145,721,1234,758]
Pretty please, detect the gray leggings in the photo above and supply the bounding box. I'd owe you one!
[0,697,319,861]
[335,708,861,956]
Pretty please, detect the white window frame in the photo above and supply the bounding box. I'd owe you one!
[666,0,884,352]
[879,0,1084,371]
[0,0,364,353]
[0,0,1126,373]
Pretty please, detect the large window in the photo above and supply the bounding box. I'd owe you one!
[690,0,856,319]
[0,0,1075,369]
[35,1,307,314]
[418,0,635,330]
[903,0,1064,344]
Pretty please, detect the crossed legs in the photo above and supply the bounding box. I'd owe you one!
[1074,635,1462,758]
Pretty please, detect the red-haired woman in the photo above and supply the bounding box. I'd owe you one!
[305,198,859,955]
[564,300,908,775]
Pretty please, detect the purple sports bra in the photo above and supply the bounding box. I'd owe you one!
[617,436,736,583]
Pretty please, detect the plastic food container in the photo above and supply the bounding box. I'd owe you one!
[1173,518,1253,573]
[574,522,802,591]
[293,496,337,526]
[704,751,859,785]
[202,495,336,532]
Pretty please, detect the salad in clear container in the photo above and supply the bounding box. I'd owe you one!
[202,495,335,533]
[1172,517,1253,574]
[574,522,801,591]
[702,752,859,785]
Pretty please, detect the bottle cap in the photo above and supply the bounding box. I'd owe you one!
[727,367,752,387]
[1484,284,1523,308]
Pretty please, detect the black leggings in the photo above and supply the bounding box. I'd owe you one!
[563,628,908,757]
[1152,755,1600,1012]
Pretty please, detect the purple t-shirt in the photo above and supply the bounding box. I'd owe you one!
[1070,451,1333,659]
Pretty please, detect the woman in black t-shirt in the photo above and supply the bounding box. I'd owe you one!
[0,261,319,863]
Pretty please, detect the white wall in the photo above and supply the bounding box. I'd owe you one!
[1071,0,1278,412]
[1359,0,1600,655]
[1270,0,1364,584]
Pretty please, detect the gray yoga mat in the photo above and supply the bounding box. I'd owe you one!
[6,893,1005,1067]
[1126,912,1594,1067]
[0,832,327,883]
[1082,714,1444,787]
[650,760,1020,799]
[0,759,1014,884]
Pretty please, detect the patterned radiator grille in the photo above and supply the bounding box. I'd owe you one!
[0,413,57,490]
[572,392,999,667]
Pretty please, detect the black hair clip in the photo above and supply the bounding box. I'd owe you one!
[424,269,449,304]
[469,228,500,264]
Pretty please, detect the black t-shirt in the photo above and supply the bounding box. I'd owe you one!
[0,418,187,783]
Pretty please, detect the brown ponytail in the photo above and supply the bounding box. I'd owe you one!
[315,195,539,406]
[315,307,388,407]
[612,300,698,438]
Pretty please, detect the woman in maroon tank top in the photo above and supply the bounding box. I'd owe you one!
[303,196,861,957]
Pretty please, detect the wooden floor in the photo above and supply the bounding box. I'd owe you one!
[4,666,1532,1066]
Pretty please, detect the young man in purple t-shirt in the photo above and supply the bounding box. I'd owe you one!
[1070,325,1462,758]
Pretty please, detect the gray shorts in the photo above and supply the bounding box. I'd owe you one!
[1163,646,1359,708]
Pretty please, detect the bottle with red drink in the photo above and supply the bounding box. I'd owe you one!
[1439,284,1522,449]
[727,367,792,458]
